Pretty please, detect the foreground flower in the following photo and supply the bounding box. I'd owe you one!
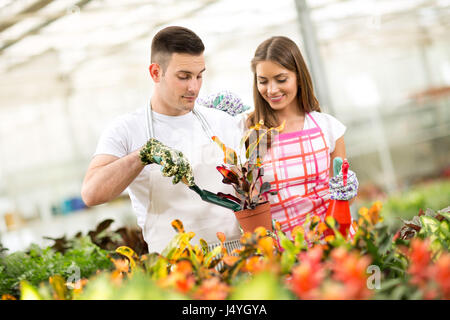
[433,252,450,299]
[288,246,325,299]
[329,247,372,300]
[193,277,230,300]
[407,239,432,290]
[158,260,196,294]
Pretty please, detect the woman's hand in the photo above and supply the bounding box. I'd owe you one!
[329,170,359,201]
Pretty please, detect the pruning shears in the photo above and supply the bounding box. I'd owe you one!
[188,184,242,212]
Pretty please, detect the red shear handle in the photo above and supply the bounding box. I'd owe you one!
[342,159,349,186]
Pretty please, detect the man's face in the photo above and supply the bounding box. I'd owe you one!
[158,53,205,115]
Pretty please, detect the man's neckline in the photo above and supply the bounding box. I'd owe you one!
[151,108,194,121]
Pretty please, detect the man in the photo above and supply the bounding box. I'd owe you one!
[81,26,242,254]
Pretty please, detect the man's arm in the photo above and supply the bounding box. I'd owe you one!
[81,149,145,207]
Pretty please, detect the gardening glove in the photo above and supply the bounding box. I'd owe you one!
[329,170,359,201]
[139,138,195,186]
[196,90,251,116]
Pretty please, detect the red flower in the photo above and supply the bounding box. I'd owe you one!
[329,247,372,300]
[407,239,432,289]
[289,246,325,299]
[432,252,450,299]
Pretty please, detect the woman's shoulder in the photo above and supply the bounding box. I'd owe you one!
[308,111,344,127]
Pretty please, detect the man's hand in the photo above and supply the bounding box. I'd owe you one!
[140,138,195,186]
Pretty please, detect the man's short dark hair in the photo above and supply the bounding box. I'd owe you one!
[151,26,205,71]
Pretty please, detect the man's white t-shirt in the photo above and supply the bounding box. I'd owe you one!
[94,104,242,252]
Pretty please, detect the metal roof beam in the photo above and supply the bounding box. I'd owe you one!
[0,0,92,54]
[0,0,55,33]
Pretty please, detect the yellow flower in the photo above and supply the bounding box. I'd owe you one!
[368,201,383,224]
[318,222,328,234]
[257,236,276,259]
[358,202,383,225]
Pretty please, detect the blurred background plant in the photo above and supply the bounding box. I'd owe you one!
[355,179,450,232]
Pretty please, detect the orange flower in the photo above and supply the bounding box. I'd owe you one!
[289,246,325,299]
[257,236,276,259]
[243,256,267,273]
[223,255,239,267]
[175,274,196,294]
[432,252,450,299]
[329,248,372,300]
[407,239,432,289]
[321,281,347,300]
[368,201,383,224]
[173,260,193,274]
[193,277,230,300]
[159,271,195,294]
[358,202,383,225]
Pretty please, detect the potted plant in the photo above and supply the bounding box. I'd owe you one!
[212,120,285,233]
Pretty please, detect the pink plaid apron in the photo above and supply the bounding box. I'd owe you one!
[260,113,331,240]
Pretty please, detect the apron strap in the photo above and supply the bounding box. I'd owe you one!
[145,104,153,139]
[146,103,215,141]
[192,107,215,140]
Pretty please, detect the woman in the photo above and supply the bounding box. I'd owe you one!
[245,36,358,240]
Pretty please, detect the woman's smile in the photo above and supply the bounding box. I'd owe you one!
[268,94,285,103]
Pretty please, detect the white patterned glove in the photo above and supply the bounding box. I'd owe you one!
[197,90,250,116]
[329,170,359,200]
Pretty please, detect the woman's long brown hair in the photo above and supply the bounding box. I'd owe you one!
[247,36,321,131]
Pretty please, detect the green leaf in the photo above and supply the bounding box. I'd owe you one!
[378,234,394,255]
[259,182,271,195]
[278,232,298,256]
[246,170,253,183]
[365,236,380,263]
[390,284,407,300]
[409,290,423,300]
[203,246,222,268]
[20,281,43,300]
[439,220,450,238]
[437,209,450,221]
[199,238,208,255]
[420,216,440,233]
[379,278,402,291]
[280,251,296,274]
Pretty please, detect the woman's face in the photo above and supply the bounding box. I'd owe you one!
[255,60,299,113]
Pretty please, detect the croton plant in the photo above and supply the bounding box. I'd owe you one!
[213,120,285,210]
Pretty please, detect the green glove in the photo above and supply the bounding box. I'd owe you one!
[139,138,195,186]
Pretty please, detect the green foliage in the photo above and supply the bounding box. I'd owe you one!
[382,180,450,230]
[0,236,113,298]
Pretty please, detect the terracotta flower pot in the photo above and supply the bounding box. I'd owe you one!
[234,202,272,233]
